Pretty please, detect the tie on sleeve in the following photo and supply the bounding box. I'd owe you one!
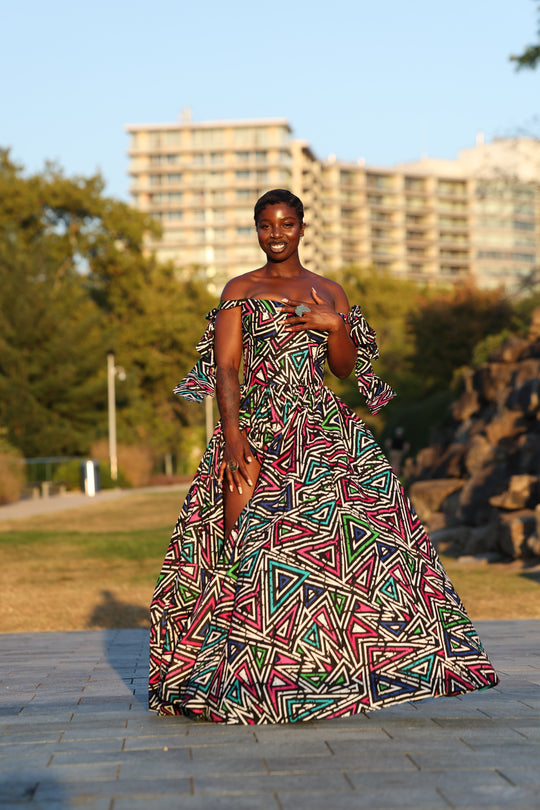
[345,305,396,414]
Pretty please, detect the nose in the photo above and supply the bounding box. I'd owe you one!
[270,223,281,237]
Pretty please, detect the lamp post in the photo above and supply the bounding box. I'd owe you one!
[107,351,126,482]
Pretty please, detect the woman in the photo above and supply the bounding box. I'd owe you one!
[149,189,498,724]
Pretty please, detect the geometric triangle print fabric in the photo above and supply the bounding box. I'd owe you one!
[149,299,498,724]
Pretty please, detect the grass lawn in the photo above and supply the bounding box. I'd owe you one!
[1,487,539,632]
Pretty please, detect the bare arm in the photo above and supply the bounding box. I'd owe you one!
[214,306,254,492]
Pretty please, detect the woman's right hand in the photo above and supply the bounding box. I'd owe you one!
[218,430,254,494]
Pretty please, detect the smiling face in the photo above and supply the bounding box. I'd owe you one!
[256,203,305,262]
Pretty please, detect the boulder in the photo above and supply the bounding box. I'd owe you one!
[507,377,540,416]
[525,533,540,557]
[528,307,540,341]
[451,390,480,422]
[458,462,508,525]
[407,315,540,562]
[484,410,524,445]
[463,434,495,475]
[424,512,448,533]
[430,525,471,555]
[489,335,529,364]
[431,442,466,479]
[489,474,538,511]
[409,479,465,524]
[496,510,537,559]
[462,522,499,555]
[474,363,515,405]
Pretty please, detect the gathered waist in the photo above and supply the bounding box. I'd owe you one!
[241,378,325,407]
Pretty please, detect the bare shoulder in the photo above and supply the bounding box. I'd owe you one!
[220,270,262,302]
[311,275,350,312]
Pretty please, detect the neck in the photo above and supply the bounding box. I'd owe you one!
[264,256,305,277]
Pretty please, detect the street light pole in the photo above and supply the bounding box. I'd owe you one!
[107,351,118,481]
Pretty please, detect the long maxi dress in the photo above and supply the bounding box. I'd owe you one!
[149,298,498,724]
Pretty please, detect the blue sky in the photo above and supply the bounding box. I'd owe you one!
[2,0,539,200]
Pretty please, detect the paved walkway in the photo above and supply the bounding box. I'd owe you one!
[1,622,539,809]
[0,484,188,522]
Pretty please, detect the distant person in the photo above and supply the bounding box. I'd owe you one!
[385,426,410,475]
[149,189,498,723]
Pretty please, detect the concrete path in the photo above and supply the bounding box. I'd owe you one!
[0,484,188,522]
[1,622,539,809]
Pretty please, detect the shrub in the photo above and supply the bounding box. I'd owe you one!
[90,439,154,488]
[52,459,130,491]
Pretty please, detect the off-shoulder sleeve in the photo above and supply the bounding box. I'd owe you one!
[173,300,242,401]
[346,305,396,414]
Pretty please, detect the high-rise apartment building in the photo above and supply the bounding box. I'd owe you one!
[126,117,540,294]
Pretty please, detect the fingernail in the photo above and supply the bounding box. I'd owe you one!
[229,485,233,492]
[238,487,243,494]
[247,456,253,462]
[248,480,253,486]
[281,297,289,302]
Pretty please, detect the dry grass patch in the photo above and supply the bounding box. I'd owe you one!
[0,528,168,632]
[0,489,187,533]
[1,488,540,632]
[440,556,540,619]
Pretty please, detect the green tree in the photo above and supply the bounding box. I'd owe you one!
[406,282,514,394]
[0,151,108,456]
[330,265,421,405]
[0,150,213,460]
[510,3,540,69]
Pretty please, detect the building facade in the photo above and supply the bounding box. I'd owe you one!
[126,117,540,294]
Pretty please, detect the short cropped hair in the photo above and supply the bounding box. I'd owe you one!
[254,189,304,225]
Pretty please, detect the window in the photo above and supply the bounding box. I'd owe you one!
[191,128,224,147]
[367,173,393,190]
[438,180,466,195]
[164,131,181,146]
[236,170,251,180]
[166,173,182,184]
[405,177,426,191]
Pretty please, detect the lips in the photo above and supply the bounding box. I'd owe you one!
[269,241,287,252]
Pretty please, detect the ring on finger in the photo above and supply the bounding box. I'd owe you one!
[295,304,311,317]
[227,460,239,471]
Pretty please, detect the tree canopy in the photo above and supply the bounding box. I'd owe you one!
[510,3,540,69]
[0,150,213,460]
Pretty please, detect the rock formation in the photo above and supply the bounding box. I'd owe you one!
[406,308,540,561]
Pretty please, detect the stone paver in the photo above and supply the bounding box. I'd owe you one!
[0,621,539,809]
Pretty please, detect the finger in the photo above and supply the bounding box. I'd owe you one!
[238,462,253,487]
[229,470,243,494]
